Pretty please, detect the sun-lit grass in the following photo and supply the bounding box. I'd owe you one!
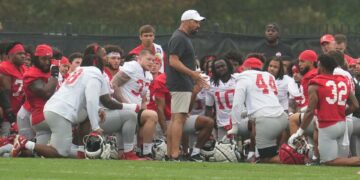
[0,158,359,179]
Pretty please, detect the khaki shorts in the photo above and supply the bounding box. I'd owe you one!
[170,92,192,113]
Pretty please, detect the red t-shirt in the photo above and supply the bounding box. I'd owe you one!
[152,73,171,120]
[0,61,27,113]
[310,74,349,128]
[147,73,161,111]
[300,68,318,107]
[23,66,51,125]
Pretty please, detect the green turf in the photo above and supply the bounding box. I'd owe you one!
[0,158,359,179]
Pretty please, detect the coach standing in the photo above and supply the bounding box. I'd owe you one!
[166,10,208,160]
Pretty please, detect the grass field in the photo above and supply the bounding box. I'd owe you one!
[0,158,359,179]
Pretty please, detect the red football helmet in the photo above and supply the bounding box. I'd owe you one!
[279,137,309,164]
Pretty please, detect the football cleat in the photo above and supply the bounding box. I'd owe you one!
[11,135,28,157]
[121,151,147,160]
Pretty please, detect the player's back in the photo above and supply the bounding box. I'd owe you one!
[236,70,283,117]
[44,67,104,123]
[311,74,350,128]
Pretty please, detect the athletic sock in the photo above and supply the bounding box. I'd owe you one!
[25,141,35,152]
[124,143,133,153]
[143,143,153,155]
[191,147,200,156]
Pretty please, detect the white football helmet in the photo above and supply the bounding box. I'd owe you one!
[106,135,119,159]
[201,138,240,162]
[200,139,216,161]
[213,141,239,162]
[152,139,167,160]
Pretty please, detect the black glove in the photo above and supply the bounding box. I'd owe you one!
[5,111,16,123]
[51,65,60,78]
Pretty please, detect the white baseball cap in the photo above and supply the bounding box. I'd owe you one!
[181,10,205,21]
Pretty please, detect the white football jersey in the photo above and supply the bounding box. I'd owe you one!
[44,67,109,130]
[103,72,114,95]
[334,67,355,93]
[276,75,292,110]
[288,78,306,112]
[206,77,236,127]
[231,70,283,122]
[334,67,354,118]
[120,61,153,106]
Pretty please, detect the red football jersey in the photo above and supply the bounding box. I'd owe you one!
[310,74,350,128]
[153,73,171,120]
[300,68,318,108]
[0,61,27,113]
[23,66,51,125]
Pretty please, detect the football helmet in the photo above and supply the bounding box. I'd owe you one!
[83,133,118,160]
[200,139,216,161]
[152,139,167,160]
[279,136,310,164]
[201,138,240,162]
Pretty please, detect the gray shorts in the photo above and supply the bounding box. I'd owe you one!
[100,109,137,146]
[170,92,192,113]
[353,117,360,135]
[318,121,348,163]
[44,111,73,157]
[216,119,250,141]
[351,117,360,156]
[33,120,51,145]
[183,115,198,135]
[238,119,250,139]
[17,106,35,139]
[255,113,288,149]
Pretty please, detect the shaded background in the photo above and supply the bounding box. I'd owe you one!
[0,0,359,58]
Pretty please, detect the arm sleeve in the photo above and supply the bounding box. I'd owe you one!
[85,78,102,131]
[100,75,110,96]
[231,77,248,124]
[121,62,135,78]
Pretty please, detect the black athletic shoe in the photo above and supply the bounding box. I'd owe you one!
[189,153,203,162]
[306,158,320,166]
